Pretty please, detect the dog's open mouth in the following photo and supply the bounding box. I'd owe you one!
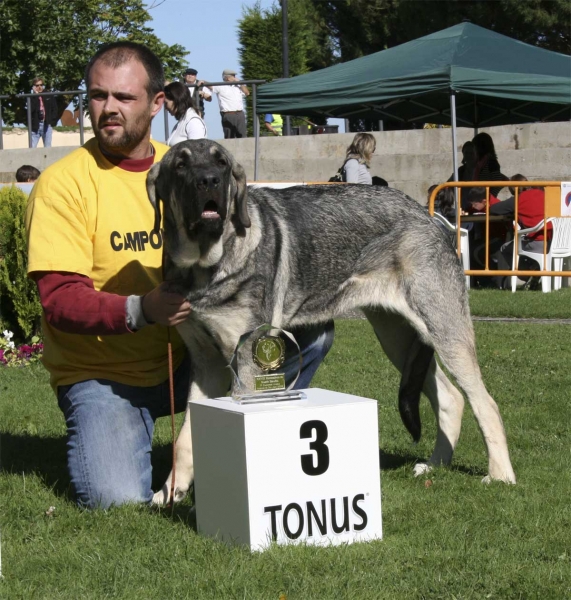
[201,200,221,221]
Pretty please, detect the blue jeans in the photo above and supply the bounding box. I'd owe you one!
[31,121,52,148]
[57,322,334,509]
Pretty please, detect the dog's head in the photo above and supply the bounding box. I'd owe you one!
[146,139,250,267]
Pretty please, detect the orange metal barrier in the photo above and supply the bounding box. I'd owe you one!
[428,181,570,280]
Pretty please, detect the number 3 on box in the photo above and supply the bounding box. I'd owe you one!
[300,420,330,476]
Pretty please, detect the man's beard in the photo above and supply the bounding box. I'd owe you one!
[94,110,150,156]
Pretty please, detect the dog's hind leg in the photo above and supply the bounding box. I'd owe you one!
[418,359,466,474]
[396,277,516,484]
[427,327,516,484]
[363,308,465,475]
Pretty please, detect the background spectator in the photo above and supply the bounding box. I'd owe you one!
[471,177,550,289]
[466,187,508,281]
[207,69,249,139]
[263,113,283,136]
[30,77,57,148]
[508,173,531,196]
[449,140,478,201]
[343,132,376,184]
[472,132,508,197]
[433,186,456,222]
[16,165,41,182]
[164,81,207,145]
[183,68,211,118]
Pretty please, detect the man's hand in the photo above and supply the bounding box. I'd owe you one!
[142,282,192,327]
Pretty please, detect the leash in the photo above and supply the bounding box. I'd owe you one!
[167,326,176,513]
[160,228,177,512]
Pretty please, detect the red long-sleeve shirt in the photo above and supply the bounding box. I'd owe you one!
[490,188,552,241]
[34,271,131,335]
[32,152,155,335]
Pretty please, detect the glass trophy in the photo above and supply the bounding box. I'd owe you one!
[230,324,307,404]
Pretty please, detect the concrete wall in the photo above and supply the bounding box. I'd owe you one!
[1,122,569,202]
[0,128,95,150]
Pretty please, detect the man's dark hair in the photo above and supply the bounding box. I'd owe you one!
[164,81,192,120]
[84,41,164,98]
[16,165,41,182]
[467,186,487,203]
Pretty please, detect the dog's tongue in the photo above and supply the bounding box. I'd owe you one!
[201,210,220,220]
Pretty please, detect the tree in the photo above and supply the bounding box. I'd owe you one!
[308,0,571,131]
[0,0,188,125]
[310,0,571,63]
[238,0,333,134]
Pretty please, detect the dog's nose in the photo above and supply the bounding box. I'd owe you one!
[197,175,221,190]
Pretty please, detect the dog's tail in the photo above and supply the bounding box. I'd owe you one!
[398,338,435,442]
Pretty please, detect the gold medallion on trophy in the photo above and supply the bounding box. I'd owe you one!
[252,335,286,372]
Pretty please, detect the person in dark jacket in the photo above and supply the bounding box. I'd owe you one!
[30,77,58,148]
[472,132,508,197]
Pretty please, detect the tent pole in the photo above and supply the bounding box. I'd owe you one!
[450,92,459,210]
[450,92,459,181]
[253,83,260,181]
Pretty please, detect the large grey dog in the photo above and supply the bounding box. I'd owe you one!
[147,139,516,505]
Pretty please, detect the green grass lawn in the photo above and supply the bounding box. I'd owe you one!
[1,290,570,599]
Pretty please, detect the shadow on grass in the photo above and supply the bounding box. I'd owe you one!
[0,432,72,500]
[150,442,174,491]
[151,502,197,530]
[378,448,487,478]
[449,463,487,477]
[379,449,422,470]
[1,434,200,520]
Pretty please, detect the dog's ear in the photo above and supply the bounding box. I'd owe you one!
[231,159,250,228]
[146,163,163,233]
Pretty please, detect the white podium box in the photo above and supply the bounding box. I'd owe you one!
[190,388,382,551]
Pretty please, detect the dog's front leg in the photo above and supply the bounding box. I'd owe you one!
[152,387,197,506]
[153,319,234,506]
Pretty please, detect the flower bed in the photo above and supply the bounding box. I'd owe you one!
[0,330,43,366]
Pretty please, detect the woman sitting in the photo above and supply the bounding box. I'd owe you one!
[164,81,207,146]
[343,133,376,184]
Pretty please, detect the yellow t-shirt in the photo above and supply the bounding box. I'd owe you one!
[26,138,185,390]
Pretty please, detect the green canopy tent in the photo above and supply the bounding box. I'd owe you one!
[254,22,571,180]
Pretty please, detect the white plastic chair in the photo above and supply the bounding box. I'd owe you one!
[511,219,554,293]
[433,212,470,289]
[551,218,571,290]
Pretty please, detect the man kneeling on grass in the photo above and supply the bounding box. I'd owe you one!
[25,42,333,509]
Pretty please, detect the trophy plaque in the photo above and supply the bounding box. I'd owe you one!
[230,324,306,404]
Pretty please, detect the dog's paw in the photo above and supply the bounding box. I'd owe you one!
[151,483,190,506]
[152,486,170,506]
[482,472,516,485]
[413,463,433,477]
[173,486,189,503]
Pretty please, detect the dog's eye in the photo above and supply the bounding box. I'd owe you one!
[175,161,185,171]
[217,158,227,167]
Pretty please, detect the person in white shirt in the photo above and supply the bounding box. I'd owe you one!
[343,133,376,184]
[207,69,250,139]
[164,81,207,146]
